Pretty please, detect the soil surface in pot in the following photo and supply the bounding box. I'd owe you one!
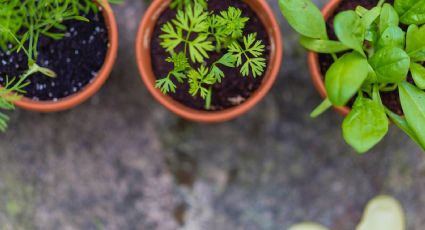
[150,0,271,111]
[317,0,417,116]
[0,10,108,101]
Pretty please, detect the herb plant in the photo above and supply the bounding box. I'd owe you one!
[280,0,425,153]
[0,0,121,131]
[155,1,267,110]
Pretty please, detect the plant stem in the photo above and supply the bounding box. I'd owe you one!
[377,0,386,7]
[205,85,213,110]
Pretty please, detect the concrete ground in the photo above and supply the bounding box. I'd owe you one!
[0,0,424,229]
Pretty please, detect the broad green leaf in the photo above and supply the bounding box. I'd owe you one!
[396,0,425,25]
[362,6,381,29]
[356,196,405,230]
[342,97,389,153]
[360,6,381,44]
[377,26,405,50]
[369,47,410,83]
[278,0,328,40]
[410,62,425,89]
[365,23,379,44]
[385,107,425,151]
[310,98,332,118]
[406,25,425,61]
[334,10,365,55]
[355,6,368,17]
[299,36,350,53]
[325,52,369,106]
[379,4,399,34]
[289,223,329,230]
[394,0,418,16]
[399,81,425,148]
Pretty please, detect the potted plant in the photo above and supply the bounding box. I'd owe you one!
[279,0,425,153]
[136,0,282,123]
[0,0,119,131]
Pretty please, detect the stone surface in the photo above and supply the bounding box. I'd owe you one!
[0,0,424,229]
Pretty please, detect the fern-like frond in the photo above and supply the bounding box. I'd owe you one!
[170,0,207,10]
[228,33,266,77]
[0,76,30,132]
[188,66,215,99]
[217,7,249,39]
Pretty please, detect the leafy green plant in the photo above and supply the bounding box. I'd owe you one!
[280,0,425,153]
[0,0,122,132]
[155,1,266,110]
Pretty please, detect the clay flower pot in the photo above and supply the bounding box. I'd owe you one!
[14,0,118,112]
[136,0,282,123]
[308,0,350,116]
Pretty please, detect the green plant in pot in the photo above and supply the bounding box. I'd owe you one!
[0,0,121,132]
[280,0,425,153]
[155,0,267,110]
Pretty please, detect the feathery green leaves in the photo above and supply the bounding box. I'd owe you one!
[156,2,267,109]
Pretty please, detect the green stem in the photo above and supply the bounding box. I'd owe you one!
[205,85,213,110]
[184,31,192,55]
[380,84,398,92]
[377,0,386,7]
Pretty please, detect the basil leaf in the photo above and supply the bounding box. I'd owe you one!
[365,23,379,44]
[385,107,425,151]
[406,25,425,62]
[377,26,405,50]
[379,4,399,34]
[334,11,366,55]
[299,36,350,53]
[342,97,389,154]
[310,98,332,118]
[325,52,369,106]
[399,81,425,148]
[396,0,425,25]
[410,62,425,89]
[278,0,328,40]
[394,0,418,16]
[361,6,381,44]
[369,47,410,83]
[355,6,368,17]
[362,6,381,29]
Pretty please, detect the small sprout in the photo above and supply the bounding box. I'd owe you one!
[156,1,267,110]
[0,0,124,131]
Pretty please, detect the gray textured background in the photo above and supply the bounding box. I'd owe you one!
[0,0,424,229]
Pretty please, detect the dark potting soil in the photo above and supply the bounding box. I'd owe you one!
[0,9,108,101]
[150,0,271,111]
[317,0,415,115]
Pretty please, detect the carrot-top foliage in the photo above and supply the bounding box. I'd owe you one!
[0,0,122,132]
[156,0,267,110]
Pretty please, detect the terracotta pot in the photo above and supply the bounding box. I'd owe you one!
[136,0,282,123]
[308,0,350,116]
[14,0,118,112]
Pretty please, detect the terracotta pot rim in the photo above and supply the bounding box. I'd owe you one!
[13,0,118,113]
[308,0,350,116]
[136,0,283,123]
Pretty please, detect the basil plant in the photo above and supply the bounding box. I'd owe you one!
[279,0,425,153]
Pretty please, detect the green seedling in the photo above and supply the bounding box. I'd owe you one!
[280,0,425,153]
[0,0,122,132]
[156,1,267,110]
